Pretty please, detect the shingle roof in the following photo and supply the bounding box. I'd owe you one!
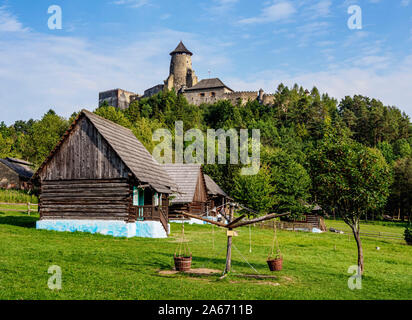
[204,174,229,198]
[185,78,233,92]
[162,164,201,203]
[0,158,33,179]
[170,41,193,56]
[33,110,176,193]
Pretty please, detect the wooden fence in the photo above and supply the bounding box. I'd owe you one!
[259,220,315,231]
[332,228,404,242]
[260,219,405,242]
[0,202,39,215]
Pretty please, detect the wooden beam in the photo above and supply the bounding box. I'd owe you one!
[230,212,290,228]
[226,214,246,228]
[175,211,227,228]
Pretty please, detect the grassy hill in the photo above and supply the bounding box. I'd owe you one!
[0,212,411,300]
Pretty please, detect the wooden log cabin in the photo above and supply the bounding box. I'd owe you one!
[0,157,34,190]
[162,164,208,223]
[32,109,176,238]
[203,174,232,217]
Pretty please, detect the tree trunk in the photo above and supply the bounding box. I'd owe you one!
[344,217,364,276]
[353,229,364,275]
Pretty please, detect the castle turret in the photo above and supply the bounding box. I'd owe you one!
[258,88,264,103]
[165,41,198,92]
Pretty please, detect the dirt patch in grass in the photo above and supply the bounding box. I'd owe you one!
[159,268,221,276]
[229,280,280,287]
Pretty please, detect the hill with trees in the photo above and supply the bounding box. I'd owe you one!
[1,84,411,223]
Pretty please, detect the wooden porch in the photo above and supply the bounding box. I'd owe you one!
[128,205,169,233]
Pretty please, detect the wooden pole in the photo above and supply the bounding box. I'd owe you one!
[224,205,234,275]
[27,202,30,216]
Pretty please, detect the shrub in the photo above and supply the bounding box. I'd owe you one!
[405,225,412,245]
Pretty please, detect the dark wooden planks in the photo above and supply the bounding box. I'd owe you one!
[39,117,129,181]
[39,179,130,220]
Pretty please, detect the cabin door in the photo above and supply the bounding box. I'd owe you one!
[133,187,145,220]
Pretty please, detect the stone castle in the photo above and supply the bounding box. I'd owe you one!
[99,41,273,109]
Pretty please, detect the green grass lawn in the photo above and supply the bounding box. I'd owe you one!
[0,212,411,300]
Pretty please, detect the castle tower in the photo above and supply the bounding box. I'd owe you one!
[164,41,198,92]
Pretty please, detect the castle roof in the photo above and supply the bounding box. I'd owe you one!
[185,78,233,92]
[170,41,193,56]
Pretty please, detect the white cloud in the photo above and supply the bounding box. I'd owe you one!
[239,1,296,24]
[226,54,412,117]
[0,8,233,124]
[209,0,239,14]
[306,0,332,19]
[401,0,410,6]
[112,0,149,8]
[0,5,28,32]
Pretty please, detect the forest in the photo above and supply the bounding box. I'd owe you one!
[1,83,411,223]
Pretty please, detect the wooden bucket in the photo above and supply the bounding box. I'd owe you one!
[174,255,192,272]
[267,257,283,271]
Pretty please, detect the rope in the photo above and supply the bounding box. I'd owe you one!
[233,243,260,275]
[175,224,191,257]
[269,221,281,259]
[212,224,215,250]
[249,225,252,253]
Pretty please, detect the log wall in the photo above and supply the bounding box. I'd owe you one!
[39,179,130,220]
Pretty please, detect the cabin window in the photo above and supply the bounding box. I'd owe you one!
[200,93,205,97]
[211,92,216,97]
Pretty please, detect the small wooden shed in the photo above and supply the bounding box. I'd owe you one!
[0,157,34,190]
[32,109,176,238]
[162,164,208,222]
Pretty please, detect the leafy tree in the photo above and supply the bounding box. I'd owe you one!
[377,141,396,164]
[94,106,132,128]
[262,148,311,218]
[23,110,69,165]
[309,134,392,274]
[393,138,412,159]
[231,165,277,215]
[0,132,13,158]
[405,225,412,244]
[389,157,412,222]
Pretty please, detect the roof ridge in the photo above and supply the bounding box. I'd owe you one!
[81,109,133,134]
[33,109,176,192]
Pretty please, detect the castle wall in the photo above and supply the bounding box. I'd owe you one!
[262,94,274,105]
[184,89,274,106]
[224,91,259,106]
[184,87,232,105]
[99,89,137,110]
[143,84,164,98]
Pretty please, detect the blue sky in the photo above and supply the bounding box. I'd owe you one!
[1,0,412,124]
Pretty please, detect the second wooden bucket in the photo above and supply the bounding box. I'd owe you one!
[174,254,192,272]
[267,257,283,271]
